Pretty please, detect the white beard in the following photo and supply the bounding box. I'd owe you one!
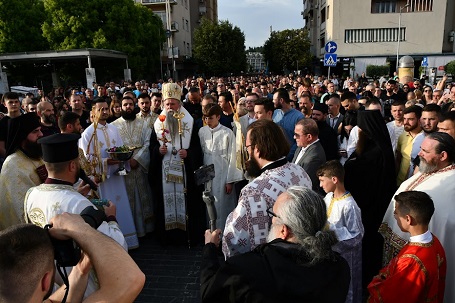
[266,222,280,243]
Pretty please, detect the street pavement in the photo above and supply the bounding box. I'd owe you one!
[130,235,205,303]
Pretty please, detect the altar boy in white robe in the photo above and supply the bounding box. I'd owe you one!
[79,99,139,249]
[317,160,364,303]
[199,104,244,230]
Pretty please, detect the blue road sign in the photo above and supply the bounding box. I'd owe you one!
[325,41,337,54]
[324,54,337,67]
[422,56,428,67]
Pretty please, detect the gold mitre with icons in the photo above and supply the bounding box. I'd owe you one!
[162,82,182,101]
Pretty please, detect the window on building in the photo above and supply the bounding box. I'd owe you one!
[327,6,330,19]
[408,0,433,12]
[182,17,185,30]
[187,43,190,55]
[186,19,189,32]
[344,27,406,43]
[320,34,325,49]
[155,11,167,26]
[185,0,188,9]
[320,7,326,24]
[371,0,397,13]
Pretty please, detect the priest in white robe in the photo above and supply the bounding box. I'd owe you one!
[199,103,244,230]
[0,113,46,230]
[79,99,139,249]
[112,95,154,237]
[379,132,455,303]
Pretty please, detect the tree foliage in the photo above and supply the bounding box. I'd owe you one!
[193,18,246,76]
[263,29,312,74]
[446,60,455,76]
[366,64,390,79]
[0,0,48,53]
[41,0,164,78]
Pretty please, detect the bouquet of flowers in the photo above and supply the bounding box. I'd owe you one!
[107,145,131,153]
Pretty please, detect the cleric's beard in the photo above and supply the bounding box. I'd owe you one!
[419,157,439,174]
[166,111,179,135]
[23,140,42,159]
[121,110,136,121]
[245,155,262,178]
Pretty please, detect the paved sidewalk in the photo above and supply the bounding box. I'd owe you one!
[130,235,204,303]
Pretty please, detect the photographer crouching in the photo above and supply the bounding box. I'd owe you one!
[0,212,145,302]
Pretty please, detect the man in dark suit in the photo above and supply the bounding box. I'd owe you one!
[292,118,326,192]
[326,95,343,134]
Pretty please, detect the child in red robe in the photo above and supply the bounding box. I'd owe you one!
[368,191,446,303]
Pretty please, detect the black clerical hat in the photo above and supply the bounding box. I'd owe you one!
[5,113,41,157]
[312,102,328,114]
[38,133,80,163]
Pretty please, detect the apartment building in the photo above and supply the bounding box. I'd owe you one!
[247,52,267,72]
[136,0,218,79]
[303,0,455,77]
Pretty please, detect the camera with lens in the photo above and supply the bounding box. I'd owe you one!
[45,206,107,267]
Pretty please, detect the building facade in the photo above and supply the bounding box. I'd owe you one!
[303,0,455,78]
[136,0,218,79]
[247,52,266,73]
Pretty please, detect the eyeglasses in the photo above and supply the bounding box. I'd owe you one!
[424,89,432,92]
[294,132,307,139]
[266,206,280,218]
[217,84,224,87]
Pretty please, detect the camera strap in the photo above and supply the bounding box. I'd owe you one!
[44,224,70,303]
[55,264,69,303]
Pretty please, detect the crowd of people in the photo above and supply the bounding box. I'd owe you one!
[0,71,454,302]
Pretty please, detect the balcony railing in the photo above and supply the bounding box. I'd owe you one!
[141,0,177,4]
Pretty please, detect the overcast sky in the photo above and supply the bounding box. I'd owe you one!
[218,0,304,49]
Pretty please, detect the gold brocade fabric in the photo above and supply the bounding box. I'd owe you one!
[111,117,154,236]
[136,112,158,129]
[0,150,44,229]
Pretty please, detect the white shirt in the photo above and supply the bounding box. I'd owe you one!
[328,113,341,128]
[294,139,320,164]
[409,230,432,244]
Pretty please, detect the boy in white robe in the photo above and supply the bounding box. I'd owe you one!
[199,104,243,230]
[317,160,364,303]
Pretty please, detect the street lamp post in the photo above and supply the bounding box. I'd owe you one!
[396,3,410,72]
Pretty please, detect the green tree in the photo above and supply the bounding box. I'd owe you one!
[446,60,455,76]
[263,29,312,74]
[42,0,164,78]
[366,64,390,79]
[193,18,246,76]
[0,0,48,53]
[247,46,263,53]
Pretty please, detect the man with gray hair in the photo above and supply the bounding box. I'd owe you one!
[201,186,350,303]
